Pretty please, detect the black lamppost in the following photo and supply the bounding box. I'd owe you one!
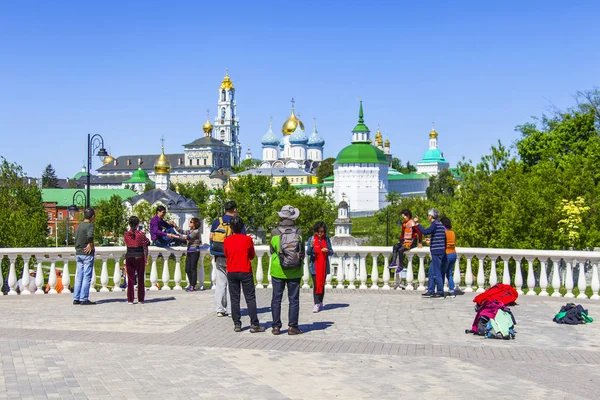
[67,190,87,246]
[87,134,108,208]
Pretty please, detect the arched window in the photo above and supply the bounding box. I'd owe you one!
[221,90,226,102]
[220,130,225,141]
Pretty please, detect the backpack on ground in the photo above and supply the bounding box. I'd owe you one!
[210,217,232,255]
[553,303,594,325]
[277,227,303,269]
[473,283,518,307]
[486,309,516,340]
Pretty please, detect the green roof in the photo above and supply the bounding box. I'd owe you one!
[323,175,334,182]
[449,167,463,179]
[123,168,154,184]
[419,148,447,163]
[351,101,370,133]
[387,172,430,181]
[42,189,138,207]
[335,143,388,165]
[295,182,334,189]
[72,167,87,180]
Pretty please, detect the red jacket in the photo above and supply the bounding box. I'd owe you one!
[224,234,256,273]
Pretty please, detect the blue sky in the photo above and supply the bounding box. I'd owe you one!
[1,0,599,178]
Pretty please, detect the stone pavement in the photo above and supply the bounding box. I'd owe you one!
[1,288,599,400]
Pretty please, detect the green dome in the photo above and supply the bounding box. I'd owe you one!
[420,149,447,163]
[123,168,154,184]
[335,143,388,165]
[72,167,87,180]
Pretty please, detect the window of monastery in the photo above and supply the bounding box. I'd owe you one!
[47,212,52,220]
[127,159,131,166]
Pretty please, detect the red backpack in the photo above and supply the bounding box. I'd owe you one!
[473,284,518,307]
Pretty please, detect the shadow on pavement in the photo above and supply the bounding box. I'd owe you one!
[143,296,177,303]
[298,321,335,333]
[241,306,271,316]
[321,303,349,311]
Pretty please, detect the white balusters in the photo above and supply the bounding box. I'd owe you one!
[35,262,44,294]
[370,254,379,290]
[502,258,511,286]
[161,255,172,290]
[514,258,523,294]
[211,258,217,290]
[112,258,122,292]
[255,252,264,289]
[476,257,485,293]
[48,259,57,294]
[464,257,473,292]
[302,256,310,289]
[382,254,390,290]
[551,258,562,297]
[577,261,587,299]
[591,263,599,300]
[21,259,31,295]
[7,256,18,295]
[526,258,536,296]
[453,255,461,292]
[100,258,109,292]
[336,255,345,289]
[267,257,273,288]
[359,254,368,290]
[405,257,414,291]
[325,257,333,290]
[539,259,548,296]
[564,261,574,298]
[417,256,425,291]
[89,262,97,294]
[347,255,356,289]
[62,257,71,294]
[198,255,205,290]
[149,256,159,291]
[173,254,182,290]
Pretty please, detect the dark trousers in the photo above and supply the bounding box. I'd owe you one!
[185,252,199,287]
[427,253,444,294]
[271,277,301,329]
[391,239,417,267]
[126,257,146,303]
[311,274,325,305]
[227,272,259,326]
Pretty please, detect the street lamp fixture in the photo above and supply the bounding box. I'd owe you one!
[68,190,87,213]
[87,133,108,208]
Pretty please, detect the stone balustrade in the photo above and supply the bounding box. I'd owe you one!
[1,246,599,300]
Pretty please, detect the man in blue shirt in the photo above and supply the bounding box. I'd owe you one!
[415,208,447,298]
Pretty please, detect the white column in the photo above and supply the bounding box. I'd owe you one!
[336,256,345,289]
[325,256,333,290]
[267,257,273,288]
[564,261,574,298]
[502,258,511,285]
[21,259,31,295]
[526,258,536,295]
[370,254,379,290]
[112,258,122,292]
[211,258,217,290]
[347,255,356,289]
[302,256,310,289]
[62,257,71,294]
[149,257,159,291]
[382,254,390,290]
[359,254,368,290]
[514,258,523,295]
[405,257,414,291]
[256,252,264,289]
[591,263,599,300]
[48,259,58,294]
[7,256,18,295]
[198,254,205,290]
[577,260,587,299]
[453,255,461,291]
[99,258,109,292]
[551,258,562,297]
[161,256,172,290]
[35,262,44,294]
[476,257,485,293]
[489,259,497,287]
[173,254,182,290]
[89,263,97,294]
[417,256,426,291]
[539,259,549,296]
[464,257,473,292]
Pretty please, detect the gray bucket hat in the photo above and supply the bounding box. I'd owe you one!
[277,205,300,220]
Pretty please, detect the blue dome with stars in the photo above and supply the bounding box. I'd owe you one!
[307,124,325,147]
[261,122,279,146]
[289,124,308,145]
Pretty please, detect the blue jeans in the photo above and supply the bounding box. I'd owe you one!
[73,255,95,301]
[271,277,301,329]
[442,253,457,293]
[427,254,444,294]
[153,227,178,247]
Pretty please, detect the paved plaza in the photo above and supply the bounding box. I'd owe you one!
[0,288,599,399]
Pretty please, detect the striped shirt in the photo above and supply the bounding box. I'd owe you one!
[416,219,447,255]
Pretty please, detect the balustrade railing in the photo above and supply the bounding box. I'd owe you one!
[1,246,599,300]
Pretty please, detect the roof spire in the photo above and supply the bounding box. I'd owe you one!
[358,100,364,123]
[291,97,295,110]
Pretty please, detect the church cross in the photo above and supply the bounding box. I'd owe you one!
[291,97,295,109]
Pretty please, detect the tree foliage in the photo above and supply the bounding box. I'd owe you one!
[0,157,49,247]
[42,164,60,188]
[231,158,262,173]
[94,195,127,243]
[316,157,335,183]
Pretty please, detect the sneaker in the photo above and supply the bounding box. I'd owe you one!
[448,292,456,298]
[272,327,281,335]
[388,262,398,268]
[216,312,227,317]
[185,286,195,292]
[312,304,320,313]
[288,327,303,336]
[421,292,434,297]
[234,324,242,332]
[431,293,445,299]
[128,302,134,305]
[249,325,265,333]
[73,300,80,305]
[319,302,324,311]
[396,267,403,273]
[80,300,96,305]
[133,300,138,304]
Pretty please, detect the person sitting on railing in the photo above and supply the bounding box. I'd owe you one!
[306,221,333,313]
[124,215,150,305]
[415,208,446,299]
[150,205,182,248]
[389,209,422,285]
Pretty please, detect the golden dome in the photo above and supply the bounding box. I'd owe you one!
[281,108,304,135]
[102,154,115,165]
[384,138,390,147]
[375,126,383,146]
[224,181,233,194]
[220,71,234,90]
[203,118,214,135]
[154,146,171,175]
[429,127,438,139]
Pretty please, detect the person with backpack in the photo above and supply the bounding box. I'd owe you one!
[270,205,305,335]
[415,208,446,298]
[440,216,457,298]
[224,216,265,333]
[210,200,244,317]
[306,221,333,313]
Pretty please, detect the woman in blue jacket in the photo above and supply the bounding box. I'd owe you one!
[306,221,333,313]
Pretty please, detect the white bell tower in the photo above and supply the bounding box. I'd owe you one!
[213,70,241,166]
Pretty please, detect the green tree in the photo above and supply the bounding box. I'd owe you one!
[56,222,75,246]
[385,191,402,206]
[42,164,60,188]
[143,182,155,192]
[132,201,155,229]
[0,157,48,247]
[316,157,335,182]
[426,169,457,204]
[231,158,261,173]
[94,195,127,244]
[177,182,211,215]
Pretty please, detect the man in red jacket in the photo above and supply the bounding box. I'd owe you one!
[224,216,265,333]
